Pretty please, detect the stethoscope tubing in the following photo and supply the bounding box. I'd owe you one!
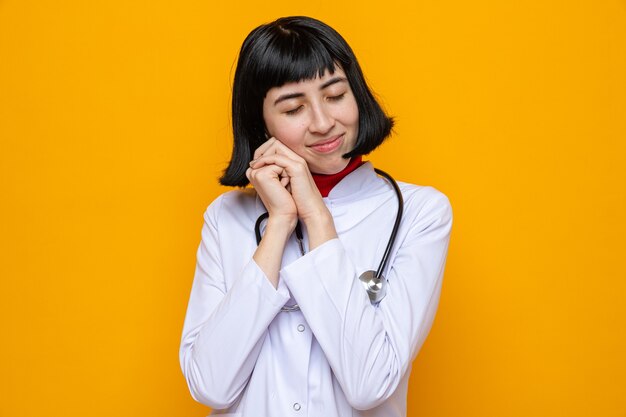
[373,168,404,280]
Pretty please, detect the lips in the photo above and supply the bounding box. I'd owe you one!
[308,134,344,153]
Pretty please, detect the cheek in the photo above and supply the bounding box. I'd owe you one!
[343,99,360,127]
[350,108,359,127]
[345,103,360,145]
[265,119,307,147]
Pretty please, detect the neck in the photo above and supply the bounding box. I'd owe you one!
[311,156,364,197]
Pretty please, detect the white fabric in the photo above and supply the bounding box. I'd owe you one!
[179,162,452,417]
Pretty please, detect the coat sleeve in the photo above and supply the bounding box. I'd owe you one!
[179,194,290,409]
[281,189,452,410]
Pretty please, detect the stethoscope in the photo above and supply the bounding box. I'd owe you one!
[255,168,403,311]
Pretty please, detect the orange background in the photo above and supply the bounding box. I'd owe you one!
[1,1,625,416]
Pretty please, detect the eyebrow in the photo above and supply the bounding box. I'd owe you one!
[273,76,348,105]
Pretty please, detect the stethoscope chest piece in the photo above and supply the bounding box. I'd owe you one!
[359,270,387,304]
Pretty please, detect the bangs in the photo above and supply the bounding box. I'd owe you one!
[247,26,346,95]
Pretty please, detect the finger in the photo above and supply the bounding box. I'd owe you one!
[272,164,289,187]
[250,154,308,175]
[252,137,277,161]
[257,139,307,164]
[251,156,309,183]
[270,140,306,162]
[248,163,287,184]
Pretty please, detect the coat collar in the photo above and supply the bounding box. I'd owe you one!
[325,161,390,202]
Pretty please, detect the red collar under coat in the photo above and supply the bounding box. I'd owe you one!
[311,156,364,198]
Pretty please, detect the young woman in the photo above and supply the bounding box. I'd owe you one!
[180,16,452,417]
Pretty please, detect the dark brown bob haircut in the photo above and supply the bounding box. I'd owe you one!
[220,16,394,187]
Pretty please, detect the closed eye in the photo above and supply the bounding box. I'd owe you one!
[285,105,303,115]
[327,93,345,102]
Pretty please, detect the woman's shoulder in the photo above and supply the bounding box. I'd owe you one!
[203,188,259,223]
[396,181,452,223]
[398,181,450,205]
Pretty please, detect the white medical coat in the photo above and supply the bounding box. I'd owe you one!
[179,162,452,417]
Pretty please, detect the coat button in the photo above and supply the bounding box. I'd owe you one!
[297,324,305,332]
[293,402,301,411]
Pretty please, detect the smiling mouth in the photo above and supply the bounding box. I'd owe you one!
[308,134,344,153]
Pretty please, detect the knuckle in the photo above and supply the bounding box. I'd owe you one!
[257,167,274,179]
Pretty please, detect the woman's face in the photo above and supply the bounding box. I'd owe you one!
[262,67,359,175]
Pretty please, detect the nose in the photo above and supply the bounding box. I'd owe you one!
[308,102,335,135]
